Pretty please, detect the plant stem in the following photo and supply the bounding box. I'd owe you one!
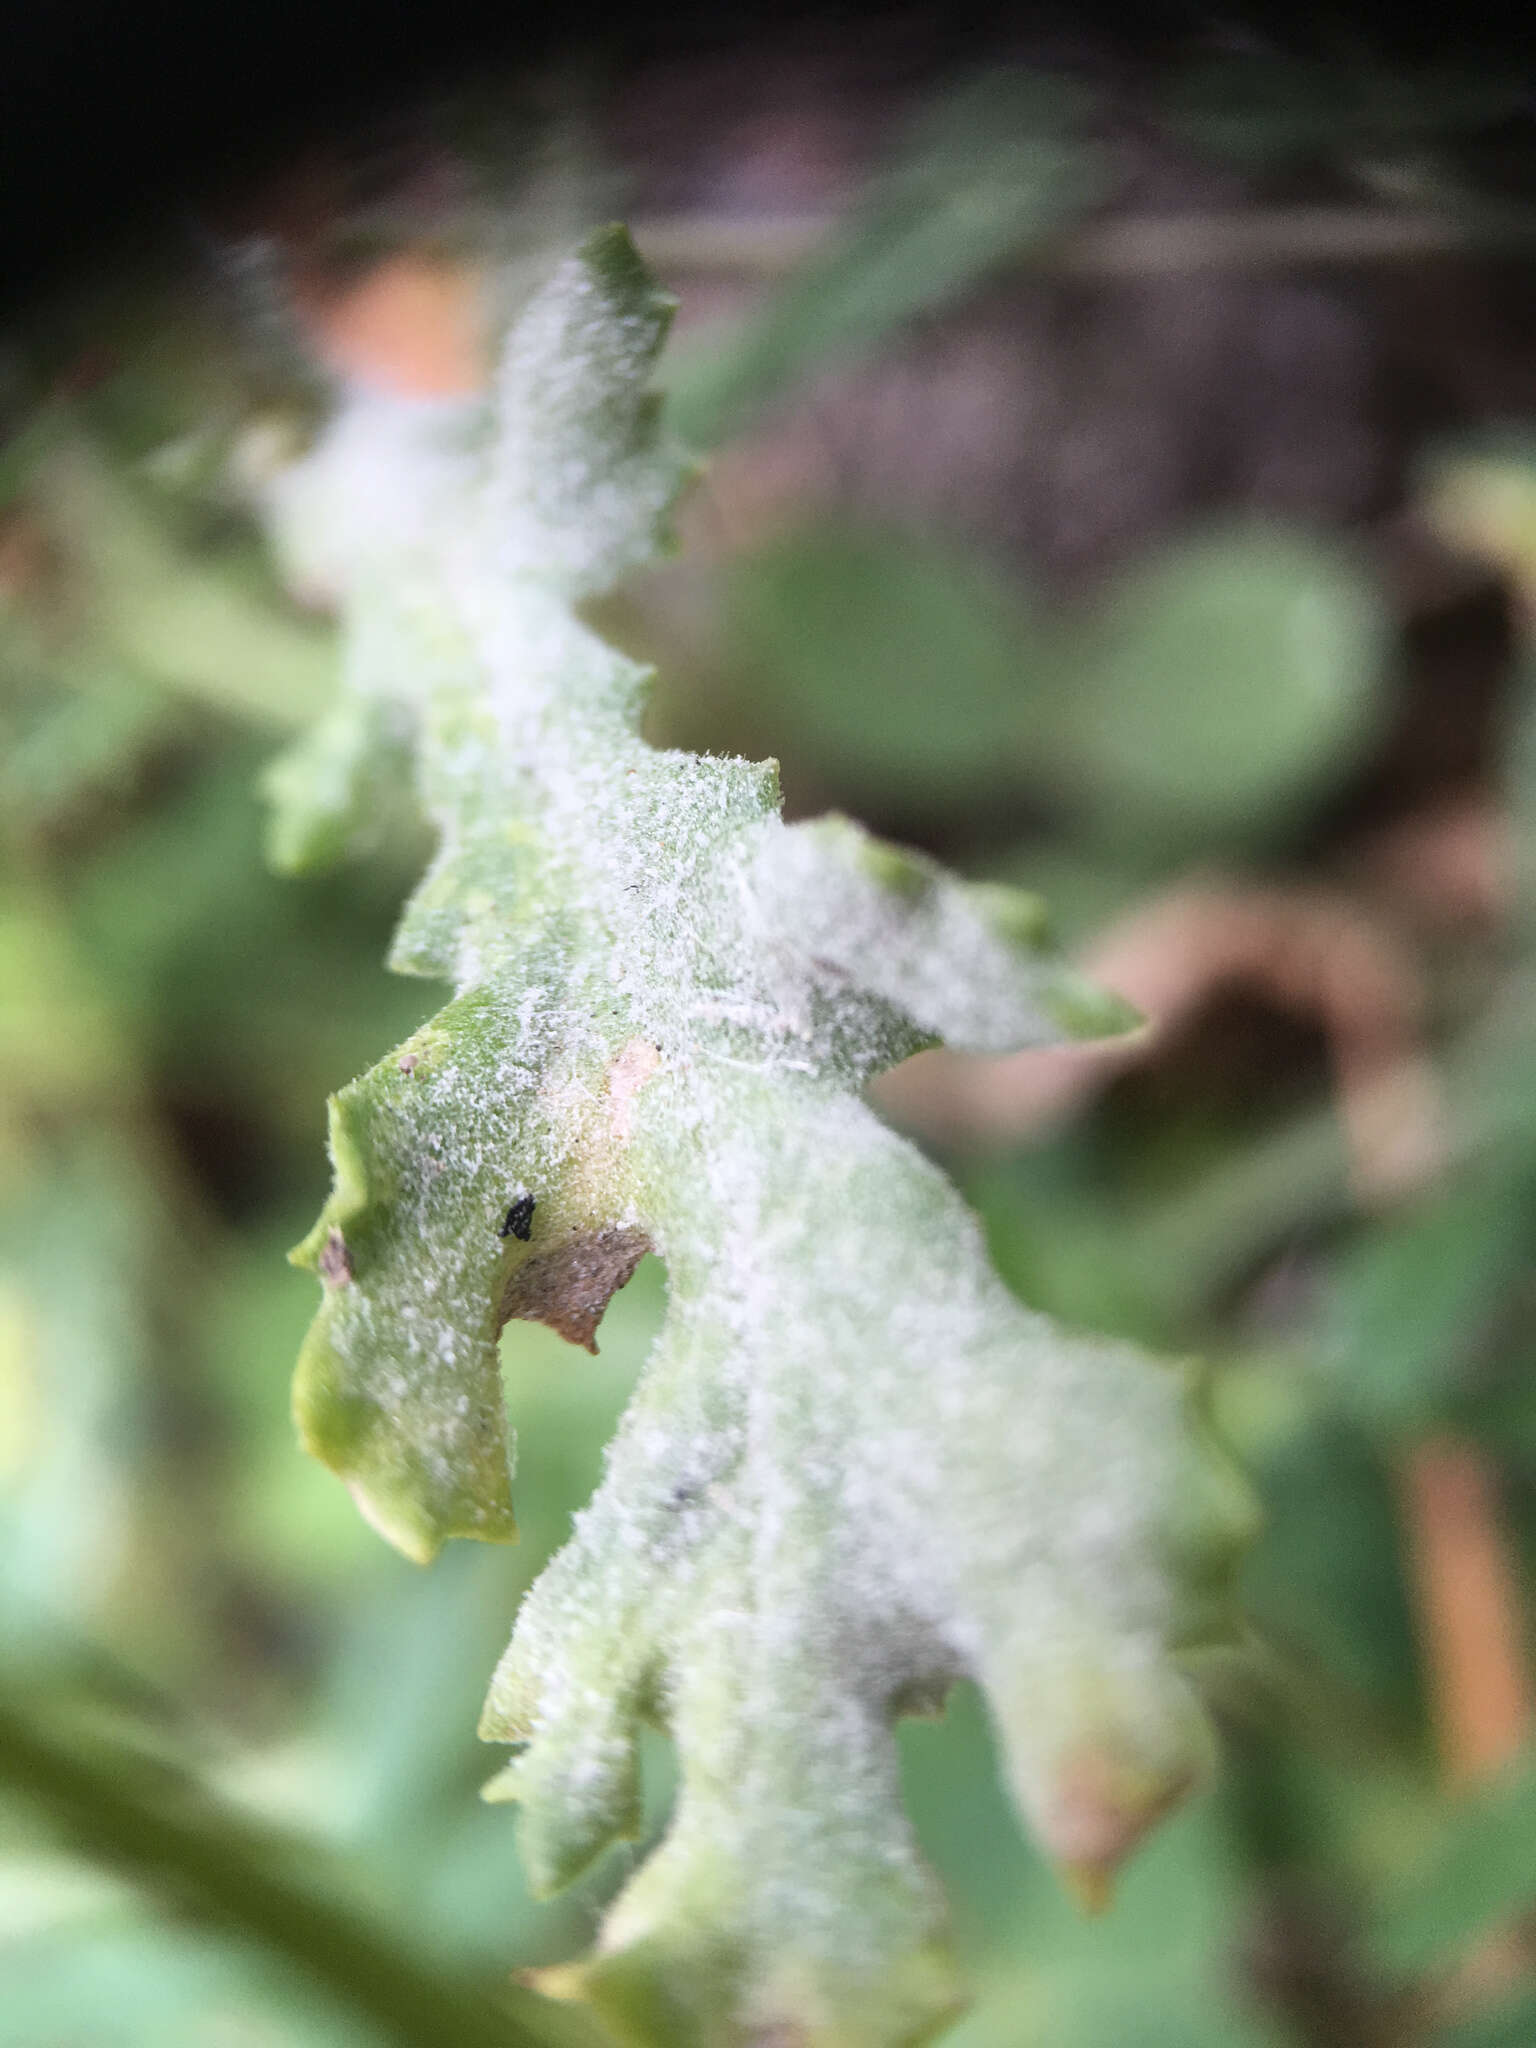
[0,1681,567,2048]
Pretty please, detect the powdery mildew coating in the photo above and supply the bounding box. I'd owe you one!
[266,228,1254,2048]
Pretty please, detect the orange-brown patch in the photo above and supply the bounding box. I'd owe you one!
[317,1227,352,1287]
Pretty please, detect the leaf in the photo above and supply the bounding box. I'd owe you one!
[0,668,182,838]
[0,1135,165,1635]
[8,432,337,728]
[269,226,1255,2048]
[1044,523,1389,851]
[1435,1993,1536,2048]
[726,524,1046,803]
[1373,1753,1536,1972]
[727,518,1388,843]
[1316,1166,1536,1435]
[0,884,176,1640]
[1159,57,1526,169]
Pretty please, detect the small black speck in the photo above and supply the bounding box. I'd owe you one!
[500,1194,536,1242]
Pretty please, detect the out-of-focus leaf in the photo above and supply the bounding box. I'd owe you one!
[1125,1104,1352,1324]
[1316,1168,1536,1435]
[728,522,1044,801]
[1436,1993,1536,2048]
[69,743,432,1135]
[0,670,183,836]
[0,1138,166,1636]
[0,883,135,1140]
[963,1150,1171,1348]
[1374,1754,1536,1971]
[728,518,1389,843]
[1417,446,1536,912]
[1417,436,1536,604]
[1161,59,1526,169]
[666,72,1110,447]
[1238,1413,1422,1719]
[9,430,335,728]
[0,1847,125,1925]
[0,882,187,1646]
[1045,523,1390,850]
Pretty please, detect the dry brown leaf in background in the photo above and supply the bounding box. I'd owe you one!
[291,252,490,397]
[1400,1439,1534,1790]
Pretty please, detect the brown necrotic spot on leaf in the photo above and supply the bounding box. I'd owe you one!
[498,1227,651,1354]
[1045,1741,1199,1914]
[317,1227,352,1287]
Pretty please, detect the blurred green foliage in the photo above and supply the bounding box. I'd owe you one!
[727,518,1389,850]
[5,52,1536,2048]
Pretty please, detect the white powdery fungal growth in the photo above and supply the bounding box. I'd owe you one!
[266,228,1255,2048]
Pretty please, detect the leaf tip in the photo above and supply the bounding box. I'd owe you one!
[344,1477,445,1566]
[1038,969,1145,1044]
[964,878,1053,950]
[1059,1860,1117,1916]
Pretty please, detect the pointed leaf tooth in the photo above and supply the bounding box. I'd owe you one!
[261,694,409,874]
[1033,965,1147,1044]
[983,1650,1216,1903]
[490,225,693,594]
[761,813,1143,1057]
[288,1092,373,1273]
[478,1755,527,1804]
[511,1713,645,1896]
